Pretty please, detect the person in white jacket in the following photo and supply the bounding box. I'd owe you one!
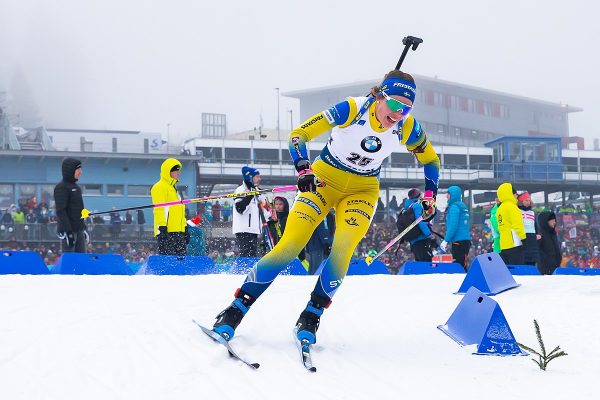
[233,166,263,257]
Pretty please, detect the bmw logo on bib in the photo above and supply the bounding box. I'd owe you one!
[361,136,382,153]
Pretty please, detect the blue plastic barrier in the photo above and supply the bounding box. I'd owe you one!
[347,259,389,275]
[0,250,50,275]
[438,286,527,356]
[138,255,216,275]
[506,264,541,276]
[553,267,600,276]
[398,261,465,275]
[53,253,132,275]
[456,252,520,295]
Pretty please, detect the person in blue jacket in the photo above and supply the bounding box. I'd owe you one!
[403,188,434,262]
[440,185,472,269]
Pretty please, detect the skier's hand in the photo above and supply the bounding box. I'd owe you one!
[296,160,325,193]
[420,190,436,221]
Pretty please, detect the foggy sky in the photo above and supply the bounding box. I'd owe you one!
[1,0,598,147]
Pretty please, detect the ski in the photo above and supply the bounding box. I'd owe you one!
[293,327,317,372]
[192,319,260,369]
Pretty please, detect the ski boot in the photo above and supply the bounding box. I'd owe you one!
[213,288,255,341]
[295,292,331,344]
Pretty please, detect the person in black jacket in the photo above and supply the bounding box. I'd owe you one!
[537,211,562,275]
[54,158,87,253]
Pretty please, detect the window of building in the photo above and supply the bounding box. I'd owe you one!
[580,158,600,173]
[433,92,443,107]
[500,104,510,119]
[493,144,505,162]
[547,143,560,162]
[82,184,103,196]
[112,138,118,152]
[144,139,149,154]
[442,94,452,108]
[225,148,250,163]
[128,185,151,196]
[509,142,522,162]
[424,90,434,106]
[523,143,534,161]
[459,97,468,112]
[0,184,15,208]
[534,143,547,161]
[469,155,493,170]
[492,104,501,118]
[476,100,485,115]
[562,157,578,172]
[390,153,415,167]
[467,98,475,113]
[253,149,279,163]
[107,184,124,196]
[196,147,222,162]
[443,154,467,169]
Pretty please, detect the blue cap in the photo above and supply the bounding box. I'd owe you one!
[242,166,260,184]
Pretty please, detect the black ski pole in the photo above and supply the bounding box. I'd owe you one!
[395,35,423,71]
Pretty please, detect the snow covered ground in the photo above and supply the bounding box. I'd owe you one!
[0,273,598,400]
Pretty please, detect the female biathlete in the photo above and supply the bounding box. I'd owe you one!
[212,70,440,345]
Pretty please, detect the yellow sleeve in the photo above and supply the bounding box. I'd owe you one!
[511,204,527,239]
[151,183,167,228]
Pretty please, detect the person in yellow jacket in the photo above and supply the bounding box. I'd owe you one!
[496,182,526,265]
[151,158,188,255]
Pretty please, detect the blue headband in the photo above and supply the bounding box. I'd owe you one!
[380,77,417,103]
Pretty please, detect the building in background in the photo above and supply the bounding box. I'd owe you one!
[283,74,583,147]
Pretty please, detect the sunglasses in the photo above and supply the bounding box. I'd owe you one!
[381,91,413,115]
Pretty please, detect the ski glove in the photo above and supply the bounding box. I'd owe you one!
[58,231,75,248]
[295,160,324,193]
[420,190,436,221]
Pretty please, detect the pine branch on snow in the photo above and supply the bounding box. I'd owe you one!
[517,319,568,371]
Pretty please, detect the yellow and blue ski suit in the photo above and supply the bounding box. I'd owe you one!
[239,96,440,301]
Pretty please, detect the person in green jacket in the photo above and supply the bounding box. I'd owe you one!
[489,200,501,253]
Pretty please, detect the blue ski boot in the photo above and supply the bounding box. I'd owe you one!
[213,289,255,341]
[295,292,331,344]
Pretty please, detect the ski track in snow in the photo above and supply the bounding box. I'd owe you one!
[0,274,598,400]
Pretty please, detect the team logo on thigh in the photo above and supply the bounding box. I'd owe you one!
[360,136,382,153]
[344,217,359,226]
